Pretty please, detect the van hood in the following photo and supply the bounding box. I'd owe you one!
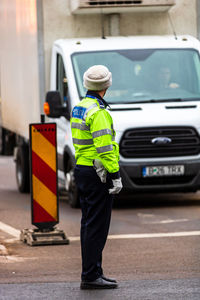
[109,101,200,135]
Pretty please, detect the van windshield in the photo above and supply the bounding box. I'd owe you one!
[71,49,200,104]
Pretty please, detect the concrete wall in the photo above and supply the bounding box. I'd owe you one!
[121,0,197,36]
[42,0,197,90]
[197,0,200,39]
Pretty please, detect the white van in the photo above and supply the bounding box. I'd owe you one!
[46,35,200,206]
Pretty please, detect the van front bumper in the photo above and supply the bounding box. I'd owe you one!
[120,159,200,193]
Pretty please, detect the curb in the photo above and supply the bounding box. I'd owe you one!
[0,244,8,256]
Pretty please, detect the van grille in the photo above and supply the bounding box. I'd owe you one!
[120,126,200,158]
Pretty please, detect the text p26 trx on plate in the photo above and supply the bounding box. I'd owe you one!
[142,165,185,177]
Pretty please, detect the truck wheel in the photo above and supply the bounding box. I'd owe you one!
[16,146,30,193]
[0,127,16,155]
[65,164,79,208]
[0,127,5,155]
[4,131,16,155]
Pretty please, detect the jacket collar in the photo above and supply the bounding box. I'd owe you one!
[86,91,109,109]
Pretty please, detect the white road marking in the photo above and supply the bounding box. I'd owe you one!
[69,231,200,242]
[145,218,189,224]
[68,236,80,241]
[0,244,8,255]
[0,221,20,238]
[1,221,200,242]
[137,213,155,218]
[4,238,19,243]
[137,213,189,224]
[107,231,200,239]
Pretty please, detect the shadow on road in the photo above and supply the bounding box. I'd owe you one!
[113,192,200,209]
[59,190,200,210]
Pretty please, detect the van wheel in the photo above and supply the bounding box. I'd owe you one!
[65,165,79,208]
[16,146,30,193]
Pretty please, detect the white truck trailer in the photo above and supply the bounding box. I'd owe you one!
[1,1,200,207]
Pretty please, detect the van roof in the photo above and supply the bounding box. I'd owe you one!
[54,35,200,54]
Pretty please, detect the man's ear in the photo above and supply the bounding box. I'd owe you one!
[103,88,108,97]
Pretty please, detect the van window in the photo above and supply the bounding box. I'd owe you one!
[72,49,200,104]
[56,53,68,105]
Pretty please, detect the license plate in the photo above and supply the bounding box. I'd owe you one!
[142,165,185,177]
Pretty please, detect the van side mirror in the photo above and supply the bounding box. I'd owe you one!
[44,91,68,118]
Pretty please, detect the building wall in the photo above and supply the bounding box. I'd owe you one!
[121,0,197,36]
[42,0,197,90]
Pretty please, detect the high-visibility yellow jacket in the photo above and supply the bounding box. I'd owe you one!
[70,91,120,177]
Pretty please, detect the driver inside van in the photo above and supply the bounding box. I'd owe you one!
[156,66,179,90]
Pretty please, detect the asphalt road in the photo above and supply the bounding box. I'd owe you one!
[0,156,200,299]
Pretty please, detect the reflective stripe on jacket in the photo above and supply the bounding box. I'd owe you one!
[70,94,120,175]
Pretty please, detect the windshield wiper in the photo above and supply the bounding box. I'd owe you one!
[120,97,200,104]
[147,98,183,103]
[121,98,182,104]
[181,97,200,101]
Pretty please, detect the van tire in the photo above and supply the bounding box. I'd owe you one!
[15,146,30,193]
[67,169,80,208]
[65,157,79,208]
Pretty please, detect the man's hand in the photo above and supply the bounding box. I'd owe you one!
[109,178,123,194]
[93,159,107,183]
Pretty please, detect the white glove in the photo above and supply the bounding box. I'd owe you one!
[109,178,123,194]
[93,159,107,183]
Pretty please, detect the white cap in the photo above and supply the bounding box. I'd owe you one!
[83,65,112,91]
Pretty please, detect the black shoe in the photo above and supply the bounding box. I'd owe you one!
[80,277,118,290]
[101,275,117,283]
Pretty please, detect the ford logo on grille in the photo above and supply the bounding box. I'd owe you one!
[151,137,172,145]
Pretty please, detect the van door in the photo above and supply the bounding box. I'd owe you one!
[53,51,78,206]
[50,51,70,189]
[54,52,70,151]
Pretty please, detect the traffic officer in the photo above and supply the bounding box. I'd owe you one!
[71,65,122,289]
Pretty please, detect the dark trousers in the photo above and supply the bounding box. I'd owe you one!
[74,165,113,282]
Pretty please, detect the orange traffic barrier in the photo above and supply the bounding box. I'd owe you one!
[30,122,58,229]
[20,121,69,245]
